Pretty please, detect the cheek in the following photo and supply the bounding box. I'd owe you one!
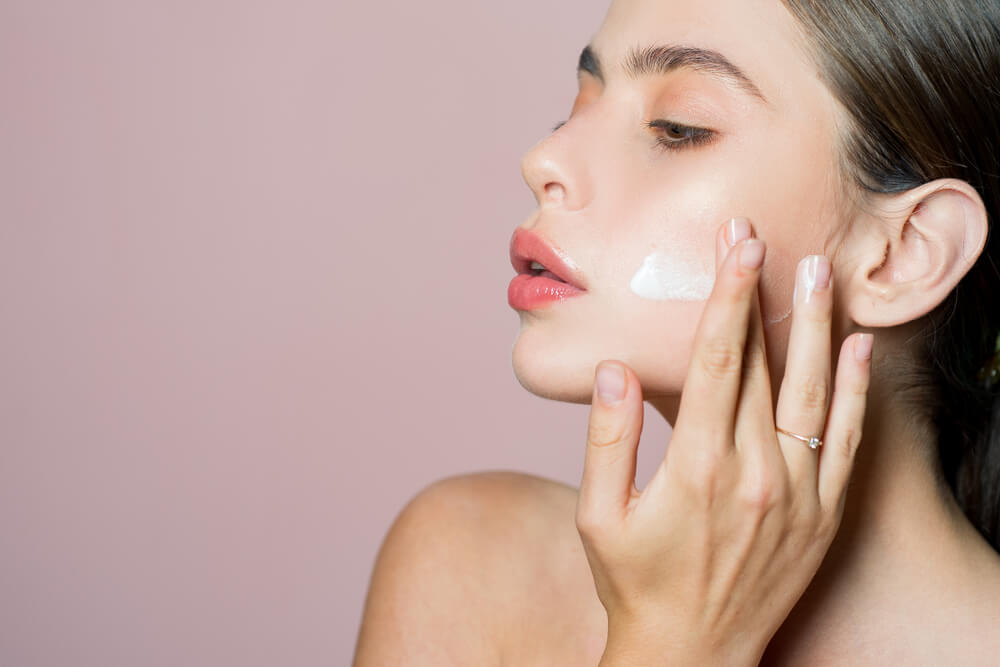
[629,250,715,301]
[509,293,708,404]
[605,297,705,398]
[594,180,726,296]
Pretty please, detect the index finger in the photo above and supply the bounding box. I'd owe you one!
[675,231,767,450]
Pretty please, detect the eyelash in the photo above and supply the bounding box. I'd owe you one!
[550,119,716,152]
[646,119,716,152]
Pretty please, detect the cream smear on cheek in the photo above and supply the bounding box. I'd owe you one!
[628,251,793,325]
[629,251,715,301]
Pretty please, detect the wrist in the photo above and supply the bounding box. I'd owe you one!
[599,629,762,667]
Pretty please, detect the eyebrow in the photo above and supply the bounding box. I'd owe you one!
[578,43,768,104]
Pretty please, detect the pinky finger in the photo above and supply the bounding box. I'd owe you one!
[817,332,874,514]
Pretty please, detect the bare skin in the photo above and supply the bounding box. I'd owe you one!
[487,382,1000,665]
[354,0,1000,662]
[354,380,1000,665]
[479,340,1000,665]
[354,244,1000,665]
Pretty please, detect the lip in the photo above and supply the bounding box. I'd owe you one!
[508,228,588,290]
[507,227,587,311]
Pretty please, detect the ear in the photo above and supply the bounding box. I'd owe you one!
[845,178,988,328]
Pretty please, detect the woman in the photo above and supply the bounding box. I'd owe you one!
[354,0,1000,664]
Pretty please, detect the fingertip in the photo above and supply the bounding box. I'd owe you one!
[595,361,628,406]
[854,333,874,363]
[738,238,766,271]
[715,225,727,274]
[725,216,753,247]
[716,218,755,274]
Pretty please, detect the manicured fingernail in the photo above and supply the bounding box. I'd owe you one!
[596,363,626,405]
[855,333,874,362]
[794,255,832,305]
[739,239,765,269]
[726,217,752,247]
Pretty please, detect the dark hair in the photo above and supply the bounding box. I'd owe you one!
[781,0,1000,550]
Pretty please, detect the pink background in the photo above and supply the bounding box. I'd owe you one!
[0,1,672,663]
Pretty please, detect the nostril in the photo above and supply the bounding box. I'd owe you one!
[544,182,565,202]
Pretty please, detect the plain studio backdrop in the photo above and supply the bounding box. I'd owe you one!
[0,1,673,664]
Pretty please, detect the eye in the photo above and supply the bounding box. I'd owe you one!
[550,118,717,151]
[647,119,716,152]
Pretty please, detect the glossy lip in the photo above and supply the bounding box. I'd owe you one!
[508,227,588,290]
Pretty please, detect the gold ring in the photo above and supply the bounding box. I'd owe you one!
[776,427,823,449]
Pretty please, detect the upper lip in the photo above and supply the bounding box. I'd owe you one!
[509,228,587,290]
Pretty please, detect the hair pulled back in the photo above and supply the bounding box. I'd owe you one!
[781,0,1000,549]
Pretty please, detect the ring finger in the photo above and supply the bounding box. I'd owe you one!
[774,254,834,491]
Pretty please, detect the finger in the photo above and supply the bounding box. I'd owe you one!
[733,276,780,465]
[818,332,874,513]
[716,217,753,275]
[717,222,779,462]
[579,361,645,524]
[774,255,833,493]
[676,233,767,452]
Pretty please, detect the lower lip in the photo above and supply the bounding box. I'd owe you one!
[507,274,586,310]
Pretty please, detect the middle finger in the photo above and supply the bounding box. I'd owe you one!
[715,221,779,460]
[675,221,765,451]
[774,254,834,491]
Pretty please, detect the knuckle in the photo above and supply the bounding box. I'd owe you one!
[815,511,840,540]
[806,304,833,326]
[699,337,744,381]
[742,339,767,374]
[574,504,610,540]
[838,425,863,460]
[738,468,786,513]
[812,504,846,544]
[851,370,872,397]
[675,448,724,502]
[587,418,624,449]
[796,373,830,411]
[574,507,596,535]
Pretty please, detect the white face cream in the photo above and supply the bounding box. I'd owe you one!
[629,252,715,302]
[628,249,792,325]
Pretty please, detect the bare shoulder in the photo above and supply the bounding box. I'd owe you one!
[353,471,606,666]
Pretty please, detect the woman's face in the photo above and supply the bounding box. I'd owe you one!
[510,0,850,411]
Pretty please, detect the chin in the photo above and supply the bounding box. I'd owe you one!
[509,313,693,405]
[511,331,595,404]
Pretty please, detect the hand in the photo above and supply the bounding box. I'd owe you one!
[576,218,874,666]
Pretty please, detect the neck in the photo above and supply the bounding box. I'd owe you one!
[762,379,996,662]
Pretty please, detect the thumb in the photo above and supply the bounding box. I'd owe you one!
[578,361,644,525]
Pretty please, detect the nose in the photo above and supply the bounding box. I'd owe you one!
[520,129,591,211]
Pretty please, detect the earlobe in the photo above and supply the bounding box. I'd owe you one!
[846,178,988,328]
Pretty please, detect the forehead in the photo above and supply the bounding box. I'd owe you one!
[592,0,829,110]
